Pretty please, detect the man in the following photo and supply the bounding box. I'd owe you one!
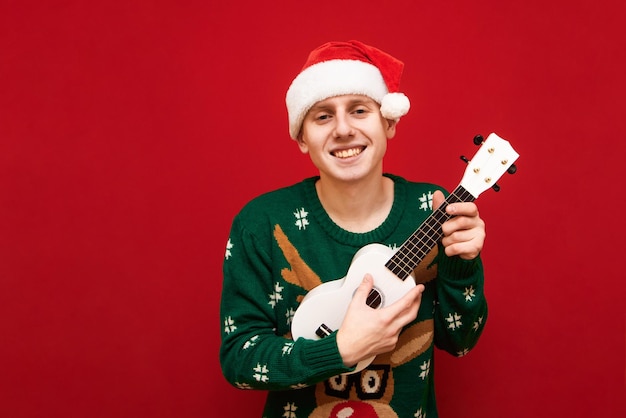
[220,40,487,417]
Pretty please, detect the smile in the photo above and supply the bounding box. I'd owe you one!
[332,147,365,159]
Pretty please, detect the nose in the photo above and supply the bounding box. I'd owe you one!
[333,111,355,138]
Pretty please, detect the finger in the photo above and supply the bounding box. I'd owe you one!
[389,284,425,326]
[432,190,445,211]
[442,216,478,235]
[351,273,375,305]
[446,201,479,217]
[442,229,477,246]
[444,243,482,260]
[407,283,425,305]
[385,284,424,314]
[442,232,484,259]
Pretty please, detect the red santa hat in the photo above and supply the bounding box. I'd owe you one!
[285,40,410,140]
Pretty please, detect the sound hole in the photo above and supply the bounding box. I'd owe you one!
[366,288,383,309]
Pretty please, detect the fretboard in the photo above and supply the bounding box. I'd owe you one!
[384,185,475,281]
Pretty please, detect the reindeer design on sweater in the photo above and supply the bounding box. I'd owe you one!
[274,224,438,417]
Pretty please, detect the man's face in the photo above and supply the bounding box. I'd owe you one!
[297,94,396,184]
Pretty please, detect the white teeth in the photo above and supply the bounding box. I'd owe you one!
[334,147,362,158]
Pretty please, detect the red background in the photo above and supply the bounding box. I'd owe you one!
[1,1,624,417]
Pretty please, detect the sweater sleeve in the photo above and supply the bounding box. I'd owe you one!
[432,245,488,356]
[219,215,352,391]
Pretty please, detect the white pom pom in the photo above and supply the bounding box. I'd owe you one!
[380,92,410,120]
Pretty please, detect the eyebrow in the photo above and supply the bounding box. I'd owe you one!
[309,97,374,112]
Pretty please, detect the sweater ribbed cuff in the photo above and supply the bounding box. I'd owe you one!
[301,332,351,375]
[437,252,480,282]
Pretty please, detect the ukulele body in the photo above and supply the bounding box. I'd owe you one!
[291,243,416,373]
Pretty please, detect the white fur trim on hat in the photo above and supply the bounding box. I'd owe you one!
[286,59,389,140]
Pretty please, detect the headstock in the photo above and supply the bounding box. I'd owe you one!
[459,133,519,198]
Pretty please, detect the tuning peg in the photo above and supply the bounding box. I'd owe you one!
[507,164,517,174]
[460,155,469,164]
[473,134,484,146]
[492,183,501,192]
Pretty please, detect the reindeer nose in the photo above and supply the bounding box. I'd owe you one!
[330,400,378,417]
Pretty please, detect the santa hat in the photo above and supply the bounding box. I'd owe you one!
[285,40,410,140]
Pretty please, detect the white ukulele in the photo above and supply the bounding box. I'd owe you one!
[290,132,519,374]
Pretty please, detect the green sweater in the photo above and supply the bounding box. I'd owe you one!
[220,174,487,417]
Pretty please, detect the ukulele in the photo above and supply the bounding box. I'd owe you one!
[290,132,519,373]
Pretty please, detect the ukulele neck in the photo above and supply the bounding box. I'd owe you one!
[384,185,475,281]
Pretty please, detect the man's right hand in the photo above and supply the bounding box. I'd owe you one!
[336,274,425,368]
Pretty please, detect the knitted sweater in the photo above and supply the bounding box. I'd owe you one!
[220,174,488,418]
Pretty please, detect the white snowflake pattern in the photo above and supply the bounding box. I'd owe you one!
[463,285,476,302]
[457,348,470,357]
[283,402,298,418]
[414,408,426,418]
[243,335,260,350]
[224,316,236,334]
[445,312,462,330]
[225,238,233,260]
[268,282,284,308]
[253,363,270,383]
[419,359,430,380]
[285,307,296,325]
[294,207,309,230]
[473,315,484,331]
[281,342,294,356]
[419,191,434,211]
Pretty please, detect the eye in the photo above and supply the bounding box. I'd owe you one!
[352,107,369,116]
[354,365,389,400]
[327,374,349,392]
[310,111,332,123]
[360,370,382,394]
[324,374,352,399]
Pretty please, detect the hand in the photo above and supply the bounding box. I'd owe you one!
[432,190,486,260]
[336,274,425,367]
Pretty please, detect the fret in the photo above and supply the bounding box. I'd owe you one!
[385,186,475,281]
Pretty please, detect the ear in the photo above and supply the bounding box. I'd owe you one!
[385,118,398,139]
[296,133,309,154]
